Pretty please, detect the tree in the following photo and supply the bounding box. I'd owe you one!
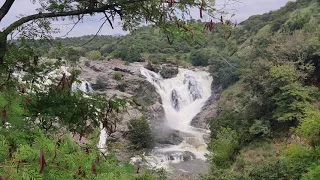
[0,0,234,72]
[127,118,154,149]
[190,49,210,66]
[207,128,239,169]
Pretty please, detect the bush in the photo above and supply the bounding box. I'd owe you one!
[159,67,178,79]
[85,50,104,60]
[70,69,81,77]
[209,57,240,89]
[113,72,123,81]
[127,118,153,149]
[148,53,168,64]
[84,61,91,67]
[68,55,80,66]
[190,50,210,66]
[116,83,127,92]
[92,75,107,90]
[249,160,288,179]
[208,128,239,169]
[112,46,143,62]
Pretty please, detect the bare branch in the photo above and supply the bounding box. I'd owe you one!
[81,18,108,46]
[60,15,84,38]
[2,0,152,35]
[103,12,114,29]
[0,0,15,22]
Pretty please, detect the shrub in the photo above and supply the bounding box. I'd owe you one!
[84,61,91,67]
[207,128,239,169]
[85,50,104,60]
[159,67,178,79]
[116,83,127,92]
[92,75,107,90]
[112,46,143,62]
[209,57,240,89]
[113,72,123,81]
[70,69,81,77]
[68,55,80,66]
[148,53,167,64]
[127,118,153,149]
[190,50,210,66]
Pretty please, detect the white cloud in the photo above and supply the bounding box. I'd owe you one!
[0,0,293,37]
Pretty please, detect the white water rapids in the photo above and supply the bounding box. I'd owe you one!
[139,67,212,170]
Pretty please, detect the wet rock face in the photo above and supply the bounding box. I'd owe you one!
[184,74,203,101]
[171,89,181,111]
[190,85,221,129]
[77,58,165,128]
[163,151,196,162]
[153,126,183,145]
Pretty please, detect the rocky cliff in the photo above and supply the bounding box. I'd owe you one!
[77,58,217,146]
[190,85,221,129]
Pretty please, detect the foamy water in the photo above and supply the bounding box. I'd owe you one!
[139,68,212,169]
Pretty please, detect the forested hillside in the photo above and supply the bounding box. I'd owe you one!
[205,0,320,179]
[50,0,320,179]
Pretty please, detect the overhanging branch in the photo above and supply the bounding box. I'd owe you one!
[3,4,114,35]
[2,0,159,35]
[0,0,15,22]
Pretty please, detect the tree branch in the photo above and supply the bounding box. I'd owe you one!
[81,18,108,46]
[2,0,156,35]
[0,0,15,22]
[3,4,114,35]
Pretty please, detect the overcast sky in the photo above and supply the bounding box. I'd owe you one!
[0,0,293,37]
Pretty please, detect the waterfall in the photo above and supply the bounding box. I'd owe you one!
[71,81,93,94]
[140,67,212,168]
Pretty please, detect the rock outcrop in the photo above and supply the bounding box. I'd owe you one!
[190,85,221,129]
[77,58,165,132]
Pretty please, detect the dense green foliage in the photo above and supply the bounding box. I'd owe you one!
[0,0,228,178]
[205,0,320,179]
[159,67,179,79]
[127,118,154,149]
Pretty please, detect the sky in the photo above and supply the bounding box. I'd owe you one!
[0,0,293,37]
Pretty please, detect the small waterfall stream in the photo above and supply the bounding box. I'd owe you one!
[70,80,108,152]
[139,67,212,172]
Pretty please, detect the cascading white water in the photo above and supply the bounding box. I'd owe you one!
[71,80,107,152]
[140,67,212,168]
[71,80,93,94]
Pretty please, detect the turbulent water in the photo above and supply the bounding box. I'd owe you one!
[140,67,212,172]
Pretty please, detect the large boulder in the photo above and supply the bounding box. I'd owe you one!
[159,67,178,79]
[191,86,221,129]
[153,125,183,145]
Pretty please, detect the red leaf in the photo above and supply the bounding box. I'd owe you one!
[21,87,25,94]
[40,149,46,173]
[25,98,32,103]
[1,109,6,125]
[91,161,96,175]
[78,167,82,175]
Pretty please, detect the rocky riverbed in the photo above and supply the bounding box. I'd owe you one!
[75,58,218,178]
